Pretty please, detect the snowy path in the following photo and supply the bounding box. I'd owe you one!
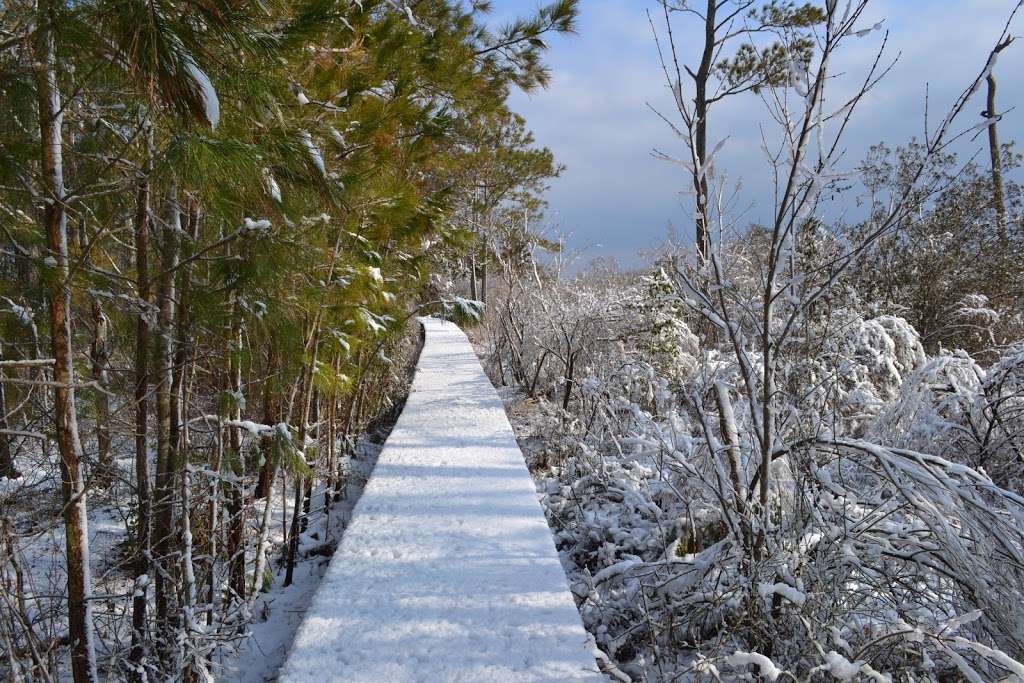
[278,317,602,682]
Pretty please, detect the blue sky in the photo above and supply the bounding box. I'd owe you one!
[490,1,1024,267]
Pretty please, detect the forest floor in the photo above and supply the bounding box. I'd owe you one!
[277,317,602,682]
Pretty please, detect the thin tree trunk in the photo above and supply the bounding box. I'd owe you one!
[985,70,1008,239]
[255,342,280,500]
[325,353,339,508]
[284,358,316,587]
[225,297,247,603]
[283,466,304,587]
[281,468,289,545]
[691,0,717,262]
[205,419,223,629]
[300,390,318,531]
[153,185,181,641]
[129,120,153,679]
[284,232,343,584]
[171,199,199,454]
[89,298,111,480]
[469,252,478,301]
[335,374,360,503]
[33,3,98,678]
[714,382,745,519]
[250,451,278,596]
[179,424,198,683]
[175,197,199,681]
[480,259,488,305]
[0,343,19,479]
[756,295,776,557]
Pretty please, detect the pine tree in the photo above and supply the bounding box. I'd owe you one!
[0,0,577,677]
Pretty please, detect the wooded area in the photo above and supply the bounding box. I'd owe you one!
[0,0,574,679]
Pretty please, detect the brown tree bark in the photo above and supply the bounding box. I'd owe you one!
[984,36,1013,240]
[33,2,98,678]
[254,341,281,500]
[0,343,19,479]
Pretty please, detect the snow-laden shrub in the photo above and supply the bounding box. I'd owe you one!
[537,392,1024,680]
[872,345,1024,490]
[982,346,1024,489]
[786,310,926,437]
[952,293,1002,348]
[870,351,983,455]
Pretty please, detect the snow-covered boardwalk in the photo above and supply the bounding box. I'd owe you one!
[279,317,602,682]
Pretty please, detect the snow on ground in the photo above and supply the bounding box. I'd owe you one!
[278,317,603,682]
[221,435,386,682]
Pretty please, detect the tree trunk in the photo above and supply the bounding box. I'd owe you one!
[250,431,279,596]
[205,418,223,629]
[178,409,197,679]
[255,341,280,500]
[690,0,717,262]
[325,353,340,508]
[129,120,153,679]
[34,4,98,678]
[89,297,111,480]
[756,293,776,558]
[300,390,318,531]
[469,252,478,301]
[985,71,1007,239]
[335,360,362,503]
[561,352,575,412]
[0,343,19,479]
[284,327,321,587]
[153,185,181,642]
[480,259,488,305]
[179,419,198,682]
[225,297,247,603]
[714,382,746,521]
[174,197,199,680]
[283,465,304,587]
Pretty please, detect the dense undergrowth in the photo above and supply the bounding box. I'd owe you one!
[482,263,1024,681]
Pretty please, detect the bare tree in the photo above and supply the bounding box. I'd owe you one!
[981,21,1018,237]
[651,0,826,260]
[655,0,1021,557]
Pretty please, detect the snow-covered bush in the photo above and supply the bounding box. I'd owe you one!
[873,345,1024,491]
[789,310,927,436]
